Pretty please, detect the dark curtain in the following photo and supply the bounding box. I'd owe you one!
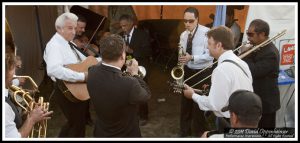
[5,6,57,87]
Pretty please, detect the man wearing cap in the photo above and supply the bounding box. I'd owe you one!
[202,90,263,138]
[183,26,253,133]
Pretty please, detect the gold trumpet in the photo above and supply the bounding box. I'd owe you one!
[9,76,50,138]
[123,56,147,78]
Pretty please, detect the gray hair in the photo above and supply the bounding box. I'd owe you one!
[55,12,78,30]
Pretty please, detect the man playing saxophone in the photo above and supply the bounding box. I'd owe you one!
[178,7,214,137]
[5,53,53,138]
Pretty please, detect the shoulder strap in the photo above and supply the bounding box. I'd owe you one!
[222,60,249,78]
[68,42,88,61]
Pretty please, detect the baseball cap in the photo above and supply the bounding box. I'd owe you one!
[221,90,262,120]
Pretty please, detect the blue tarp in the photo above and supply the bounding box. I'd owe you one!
[213,5,227,27]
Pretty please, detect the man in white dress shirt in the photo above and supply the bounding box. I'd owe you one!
[183,26,253,133]
[43,12,100,137]
[178,7,214,137]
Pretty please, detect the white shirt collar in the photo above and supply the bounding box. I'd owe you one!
[128,27,134,37]
[102,62,121,70]
[218,50,234,64]
[55,32,69,44]
[187,24,199,35]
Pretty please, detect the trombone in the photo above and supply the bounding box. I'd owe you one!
[189,29,287,88]
[170,41,248,93]
[171,29,287,91]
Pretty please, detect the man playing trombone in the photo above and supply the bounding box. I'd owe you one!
[243,19,281,129]
[183,26,253,133]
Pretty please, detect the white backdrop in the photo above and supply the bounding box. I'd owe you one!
[242,4,297,128]
[242,5,297,70]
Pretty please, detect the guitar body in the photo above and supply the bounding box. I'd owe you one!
[63,56,98,102]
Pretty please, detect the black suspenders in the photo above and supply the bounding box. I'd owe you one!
[222,60,249,78]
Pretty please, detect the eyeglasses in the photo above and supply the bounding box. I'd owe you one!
[184,19,196,24]
[246,30,256,37]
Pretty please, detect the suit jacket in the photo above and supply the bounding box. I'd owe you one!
[243,42,280,114]
[87,63,151,137]
[120,28,152,60]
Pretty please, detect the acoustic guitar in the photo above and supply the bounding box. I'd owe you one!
[62,56,98,102]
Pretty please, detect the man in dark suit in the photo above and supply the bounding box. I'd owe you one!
[243,19,280,128]
[119,14,152,126]
[87,34,151,137]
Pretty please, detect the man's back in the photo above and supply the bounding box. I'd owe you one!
[87,64,150,137]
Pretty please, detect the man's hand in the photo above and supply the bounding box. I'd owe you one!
[178,53,193,64]
[183,84,194,99]
[18,77,26,86]
[201,131,210,138]
[126,59,139,76]
[28,104,53,124]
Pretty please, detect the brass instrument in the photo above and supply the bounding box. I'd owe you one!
[123,56,147,78]
[31,97,49,138]
[171,43,185,80]
[170,29,287,93]
[9,76,50,138]
[170,43,185,93]
[189,29,287,88]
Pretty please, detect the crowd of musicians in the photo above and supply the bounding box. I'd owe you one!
[5,6,281,138]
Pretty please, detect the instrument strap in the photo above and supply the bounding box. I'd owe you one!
[68,42,86,61]
[222,60,249,78]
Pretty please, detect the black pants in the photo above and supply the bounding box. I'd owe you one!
[54,83,89,137]
[258,112,276,128]
[180,66,212,137]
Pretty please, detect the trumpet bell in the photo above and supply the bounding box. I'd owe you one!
[171,66,184,80]
[138,66,146,78]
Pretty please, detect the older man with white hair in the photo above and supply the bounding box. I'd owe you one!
[43,12,100,137]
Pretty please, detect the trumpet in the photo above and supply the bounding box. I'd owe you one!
[187,29,287,88]
[8,76,50,138]
[123,56,147,78]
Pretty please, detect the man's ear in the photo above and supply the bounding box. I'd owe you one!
[120,52,125,61]
[216,42,222,50]
[57,28,63,34]
[231,112,238,125]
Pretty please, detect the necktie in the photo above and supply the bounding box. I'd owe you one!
[186,33,193,55]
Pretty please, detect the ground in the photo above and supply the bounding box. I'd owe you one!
[39,62,214,138]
